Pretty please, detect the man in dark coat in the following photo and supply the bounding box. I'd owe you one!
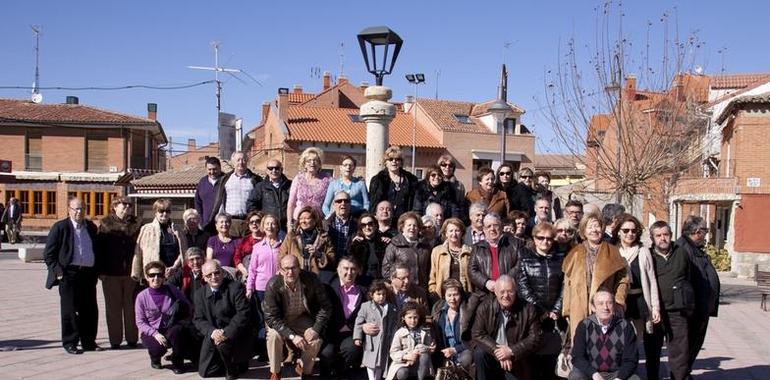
[675,215,720,372]
[167,247,207,365]
[194,260,253,379]
[43,197,101,354]
[195,156,223,232]
[319,256,366,378]
[322,191,358,283]
[246,159,291,232]
[472,274,542,380]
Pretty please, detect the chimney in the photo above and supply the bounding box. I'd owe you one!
[322,71,332,90]
[187,138,196,152]
[337,75,349,85]
[147,103,157,120]
[404,95,415,112]
[261,101,270,123]
[277,88,289,121]
[65,96,79,105]
[359,81,370,91]
[293,84,303,93]
[624,75,636,100]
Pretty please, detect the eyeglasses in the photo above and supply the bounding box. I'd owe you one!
[386,157,402,162]
[695,228,708,234]
[266,166,282,171]
[439,163,453,168]
[70,207,84,212]
[499,172,512,176]
[334,198,351,204]
[147,272,164,279]
[534,236,554,242]
[249,219,261,225]
[204,270,222,279]
[620,228,637,234]
[361,221,376,227]
[520,175,532,179]
[157,209,171,214]
[120,202,132,207]
[556,229,574,234]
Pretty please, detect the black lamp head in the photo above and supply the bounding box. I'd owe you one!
[357,26,403,86]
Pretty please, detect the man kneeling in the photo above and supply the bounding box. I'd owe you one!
[570,288,640,380]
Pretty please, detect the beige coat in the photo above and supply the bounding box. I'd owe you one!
[562,241,629,340]
[279,228,334,275]
[386,326,434,380]
[427,242,473,298]
[131,220,187,280]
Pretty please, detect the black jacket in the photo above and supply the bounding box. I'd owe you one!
[652,247,690,312]
[325,279,367,342]
[348,232,388,281]
[469,234,523,292]
[246,175,291,230]
[262,270,333,339]
[368,168,419,220]
[95,213,140,276]
[508,182,536,216]
[514,247,565,314]
[43,218,98,289]
[412,180,461,219]
[676,236,720,317]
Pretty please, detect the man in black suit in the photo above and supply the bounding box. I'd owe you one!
[194,260,253,380]
[43,197,101,354]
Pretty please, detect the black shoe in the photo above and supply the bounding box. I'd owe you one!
[64,346,82,355]
[126,342,138,349]
[225,373,238,380]
[171,365,185,375]
[151,360,162,370]
[110,344,121,350]
[82,344,104,352]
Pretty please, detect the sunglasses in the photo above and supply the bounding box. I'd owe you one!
[534,236,554,242]
[249,219,261,225]
[266,166,282,171]
[361,221,376,227]
[386,157,402,162]
[334,198,351,204]
[147,272,164,279]
[620,228,637,234]
[520,175,532,179]
[439,163,453,168]
[499,172,512,176]
[204,270,222,279]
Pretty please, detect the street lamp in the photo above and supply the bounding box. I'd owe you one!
[406,73,426,173]
[357,26,404,86]
[487,99,511,165]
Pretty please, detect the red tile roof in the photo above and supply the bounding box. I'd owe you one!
[534,154,585,169]
[417,99,492,134]
[709,73,770,89]
[284,106,443,148]
[132,164,203,190]
[0,98,158,126]
[288,92,316,104]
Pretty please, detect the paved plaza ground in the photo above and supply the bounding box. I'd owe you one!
[1,249,768,379]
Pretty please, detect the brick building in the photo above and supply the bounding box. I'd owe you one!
[0,97,167,230]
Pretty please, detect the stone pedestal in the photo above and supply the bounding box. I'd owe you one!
[360,86,396,185]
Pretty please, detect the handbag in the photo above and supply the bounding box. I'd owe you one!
[435,359,472,380]
[555,324,573,378]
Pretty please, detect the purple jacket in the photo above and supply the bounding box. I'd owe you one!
[135,284,191,337]
[195,175,219,228]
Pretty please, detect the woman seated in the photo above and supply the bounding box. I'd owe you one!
[135,261,192,374]
[280,205,336,283]
[431,279,472,372]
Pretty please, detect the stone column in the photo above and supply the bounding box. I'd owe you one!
[360,86,395,185]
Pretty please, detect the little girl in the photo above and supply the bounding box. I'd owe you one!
[354,280,397,380]
[386,302,435,380]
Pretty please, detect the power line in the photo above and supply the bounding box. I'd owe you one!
[0,80,215,91]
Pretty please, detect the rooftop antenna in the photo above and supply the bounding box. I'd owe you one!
[187,41,263,115]
[434,69,441,99]
[338,41,345,77]
[31,25,42,104]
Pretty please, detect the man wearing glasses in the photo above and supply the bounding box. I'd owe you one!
[194,260,253,379]
[247,159,292,233]
[43,197,101,354]
[324,191,357,264]
[674,215,720,374]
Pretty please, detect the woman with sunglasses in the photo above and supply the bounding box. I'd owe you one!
[322,155,370,218]
[96,196,140,350]
[552,218,577,254]
[612,214,660,343]
[233,211,265,280]
[135,261,191,374]
[132,199,187,282]
[349,213,388,287]
[514,222,565,380]
[368,146,419,223]
[412,165,461,222]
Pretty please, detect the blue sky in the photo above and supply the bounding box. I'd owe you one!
[2,0,769,155]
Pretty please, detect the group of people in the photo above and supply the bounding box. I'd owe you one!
[0,196,23,244]
[41,146,721,380]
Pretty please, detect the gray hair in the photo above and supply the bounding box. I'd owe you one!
[333,190,351,200]
[682,215,706,236]
[601,203,626,225]
[469,201,488,216]
[186,246,205,259]
[215,213,232,224]
[425,202,443,216]
[421,214,436,227]
[483,212,501,225]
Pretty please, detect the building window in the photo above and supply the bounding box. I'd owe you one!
[46,191,57,215]
[453,114,473,124]
[33,191,43,214]
[68,191,118,218]
[504,118,517,135]
[87,136,108,172]
[18,191,30,214]
[26,131,43,171]
[471,159,493,188]
[415,169,424,179]
[95,192,105,216]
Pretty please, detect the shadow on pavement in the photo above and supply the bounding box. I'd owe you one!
[0,339,59,351]
[694,365,770,380]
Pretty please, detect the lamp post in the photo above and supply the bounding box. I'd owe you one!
[357,26,404,184]
[405,73,425,173]
[487,99,511,166]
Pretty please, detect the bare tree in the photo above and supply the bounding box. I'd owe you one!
[542,1,712,214]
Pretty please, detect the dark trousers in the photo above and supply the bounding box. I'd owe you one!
[646,310,689,380]
[474,347,519,380]
[180,323,204,364]
[140,324,183,363]
[319,331,363,377]
[688,317,709,371]
[531,353,558,380]
[102,275,139,346]
[59,266,98,349]
[199,340,242,378]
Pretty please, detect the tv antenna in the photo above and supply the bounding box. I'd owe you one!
[31,25,42,104]
[187,41,263,115]
[338,41,345,77]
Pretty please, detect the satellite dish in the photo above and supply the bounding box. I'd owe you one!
[694,65,704,75]
[31,93,43,104]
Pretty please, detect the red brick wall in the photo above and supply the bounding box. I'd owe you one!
[42,129,85,172]
[734,194,770,253]
[0,127,25,169]
[729,111,770,194]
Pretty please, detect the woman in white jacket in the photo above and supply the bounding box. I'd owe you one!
[612,213,660,336]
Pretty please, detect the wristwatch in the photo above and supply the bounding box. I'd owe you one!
[289,334,296,340]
